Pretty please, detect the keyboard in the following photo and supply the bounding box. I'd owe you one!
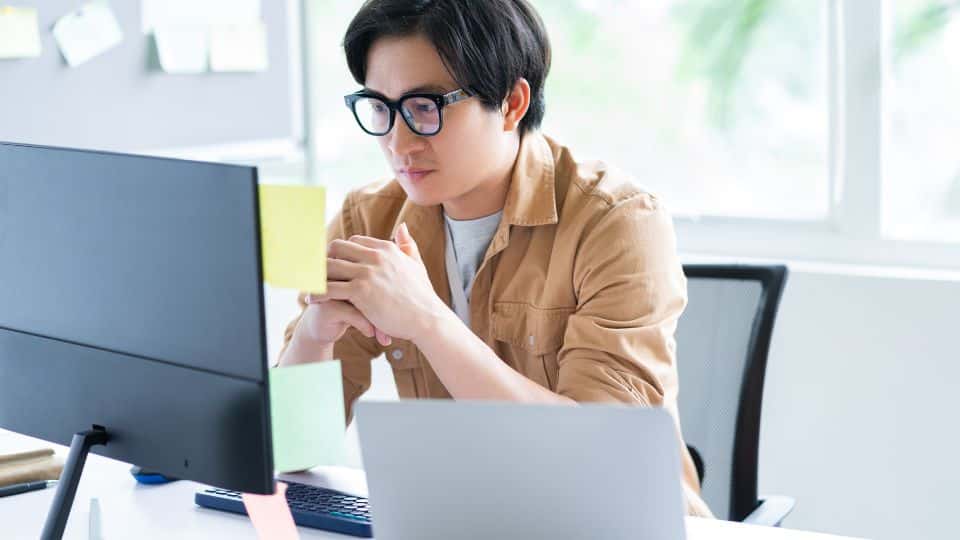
[195,480,373,537]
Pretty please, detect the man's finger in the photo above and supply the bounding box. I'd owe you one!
[375,328,392,347]
[330,298,390,345]
[328,238,379,263]
[331,301,376,339]
[304,292,327,304]
[326,258,365,281]
[348,235,393,250]
[394,222,422,264]
[306,282,351,303]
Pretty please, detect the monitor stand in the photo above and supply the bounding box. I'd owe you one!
[41,426,109,540]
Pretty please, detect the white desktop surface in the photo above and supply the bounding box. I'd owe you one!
[0,429,860,540]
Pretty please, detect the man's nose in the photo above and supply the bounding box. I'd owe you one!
[387,114,428,156]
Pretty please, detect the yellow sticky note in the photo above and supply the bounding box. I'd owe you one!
[0,6,42,59]
[259,184,326,293]
[270,361,345,473]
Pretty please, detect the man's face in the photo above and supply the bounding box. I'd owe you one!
[363,34,510,208]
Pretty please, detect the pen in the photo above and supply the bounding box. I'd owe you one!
[0,480,58,498]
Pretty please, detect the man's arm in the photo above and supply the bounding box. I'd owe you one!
[413,307,576,404]
[412,195,682,405]
[275,198,384,425]
[555,194,685,405]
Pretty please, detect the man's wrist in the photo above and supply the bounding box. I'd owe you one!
[278,328,335,367]
[411,301,457,348]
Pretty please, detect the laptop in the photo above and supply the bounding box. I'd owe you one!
[355,400,687,540]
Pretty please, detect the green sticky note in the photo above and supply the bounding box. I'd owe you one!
[0,6,42,59]
[269,361,345,473]
[258,184,326,293]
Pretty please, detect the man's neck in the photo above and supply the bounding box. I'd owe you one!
[442,136,520,220]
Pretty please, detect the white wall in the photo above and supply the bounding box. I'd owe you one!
[264,266,960,540]
[757,266,960,540]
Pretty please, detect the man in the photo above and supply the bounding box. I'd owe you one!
[278,0,712,517]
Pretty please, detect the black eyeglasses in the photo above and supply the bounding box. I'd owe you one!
[343,88,473,137]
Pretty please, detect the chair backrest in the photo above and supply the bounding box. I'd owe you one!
[675,264,788,521]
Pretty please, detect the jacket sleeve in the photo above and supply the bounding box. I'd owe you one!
[556,195,714,518]
[556,193,686,409]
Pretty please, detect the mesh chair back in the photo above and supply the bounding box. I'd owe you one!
[675,265,787,521]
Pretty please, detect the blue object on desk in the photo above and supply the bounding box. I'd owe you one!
[130,466,177,485]
[195,480,373,538]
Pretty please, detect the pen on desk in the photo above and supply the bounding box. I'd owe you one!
[0,479,59,497]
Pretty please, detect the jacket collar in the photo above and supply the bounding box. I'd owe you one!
[501,131,558,227]
[387,131,558,303]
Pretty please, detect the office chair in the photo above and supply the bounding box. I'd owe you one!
[675,264,795,526]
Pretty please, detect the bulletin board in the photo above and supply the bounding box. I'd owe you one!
[0,0,299,152]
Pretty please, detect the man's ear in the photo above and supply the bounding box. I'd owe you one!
[502,78,532,132]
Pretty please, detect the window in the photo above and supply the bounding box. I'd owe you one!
[883,0,960,243]
[303,0,392,214]
[306,0,828,221]
[302,1,960,268]
[532,0,829,220]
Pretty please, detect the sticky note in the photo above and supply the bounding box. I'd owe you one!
[52,1,123,67]
[242,481,300,540]
[209,22,268,72]
[0,6,42,59]
[153,25,208,74]
[141,0,261,34]
[258,185,326,293]
[269,361,345,473]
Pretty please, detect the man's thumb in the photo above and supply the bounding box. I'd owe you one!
[395,222,423,263]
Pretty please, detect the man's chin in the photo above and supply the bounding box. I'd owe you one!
[400,187,448,207]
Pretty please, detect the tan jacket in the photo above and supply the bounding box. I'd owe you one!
[281,132,712,517]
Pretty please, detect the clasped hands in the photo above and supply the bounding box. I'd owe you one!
[299,223,446,349]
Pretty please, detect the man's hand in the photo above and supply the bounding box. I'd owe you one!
[308,223,446,344]
[295,296,392,348]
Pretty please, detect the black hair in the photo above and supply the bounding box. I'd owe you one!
[343,0,551,135]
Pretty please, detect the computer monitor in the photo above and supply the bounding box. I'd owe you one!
[0,142,275,539]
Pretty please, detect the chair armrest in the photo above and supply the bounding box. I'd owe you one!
[742,495,796,527]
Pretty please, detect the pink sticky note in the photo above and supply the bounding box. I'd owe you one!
[241,481,300,540]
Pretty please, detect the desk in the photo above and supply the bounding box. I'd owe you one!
[0,429,860,539]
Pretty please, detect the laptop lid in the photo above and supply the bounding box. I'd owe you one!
[356,400,687,540]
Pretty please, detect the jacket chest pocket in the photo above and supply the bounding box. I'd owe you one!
[491,303,574,391]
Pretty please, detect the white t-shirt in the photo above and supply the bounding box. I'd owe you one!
[442,210,503,326]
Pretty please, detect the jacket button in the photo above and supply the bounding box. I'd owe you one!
[391,349,404,361]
